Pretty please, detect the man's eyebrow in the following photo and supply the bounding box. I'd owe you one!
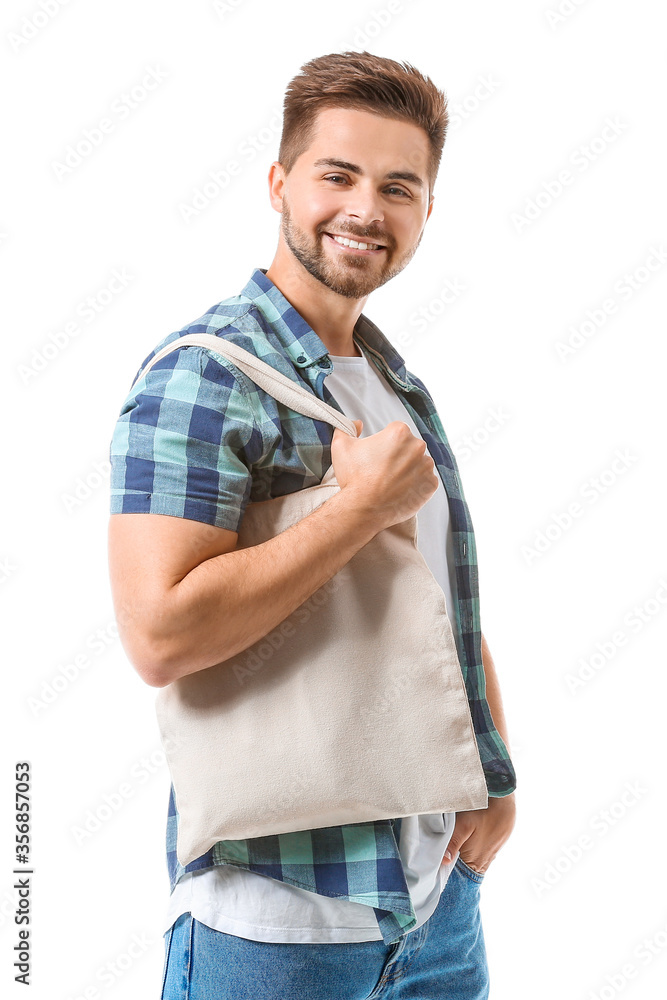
[312,158,424,188]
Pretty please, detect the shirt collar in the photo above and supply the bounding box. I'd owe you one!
[240,268,412,388]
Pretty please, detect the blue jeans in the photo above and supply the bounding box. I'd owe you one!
[160,856,489,999]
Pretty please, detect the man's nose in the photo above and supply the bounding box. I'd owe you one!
[343,183,384,226]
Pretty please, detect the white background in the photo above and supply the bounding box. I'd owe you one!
[2,0,666,997]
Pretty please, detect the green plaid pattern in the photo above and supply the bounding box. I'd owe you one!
[109,267,516,945]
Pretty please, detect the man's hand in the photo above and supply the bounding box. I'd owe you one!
[443,793,516,874]
[331,418,439,530]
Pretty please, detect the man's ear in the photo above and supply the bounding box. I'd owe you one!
[426,195,434,223]
[268,161,286,213]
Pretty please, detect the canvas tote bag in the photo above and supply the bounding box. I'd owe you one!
[132,333,488,867]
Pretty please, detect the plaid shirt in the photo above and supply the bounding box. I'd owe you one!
[109,267,516,946]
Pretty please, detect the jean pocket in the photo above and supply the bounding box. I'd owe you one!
[455,855,486,884]
[160,923,175,1000]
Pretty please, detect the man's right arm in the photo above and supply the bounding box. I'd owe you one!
[108,345,439,688]
[110,478,371,687]
[109,416,439,688]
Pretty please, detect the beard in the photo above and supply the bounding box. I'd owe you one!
[280,197,423,299]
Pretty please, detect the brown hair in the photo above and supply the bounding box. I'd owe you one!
[278,51,448,195]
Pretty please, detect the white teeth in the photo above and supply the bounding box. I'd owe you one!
[331,234,380,251]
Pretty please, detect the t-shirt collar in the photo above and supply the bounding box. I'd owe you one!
[240,267,410,385]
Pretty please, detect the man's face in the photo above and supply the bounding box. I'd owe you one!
[276,107,434,299]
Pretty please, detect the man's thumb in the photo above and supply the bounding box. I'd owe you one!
[444,836,463,862]
[333,419,363,440]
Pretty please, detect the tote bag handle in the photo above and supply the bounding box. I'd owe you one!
[132,333,359,439]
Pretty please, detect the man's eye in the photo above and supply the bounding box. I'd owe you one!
[325,174,347,184]
[387,186,409,197]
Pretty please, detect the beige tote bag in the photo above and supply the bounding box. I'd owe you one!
[133,333,488,867]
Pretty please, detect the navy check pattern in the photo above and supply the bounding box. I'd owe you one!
[109,267,516,945]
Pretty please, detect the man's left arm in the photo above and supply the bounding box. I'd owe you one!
[480,632,511,753]
[443,633,517,872]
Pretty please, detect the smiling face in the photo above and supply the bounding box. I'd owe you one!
[273,107,434,300]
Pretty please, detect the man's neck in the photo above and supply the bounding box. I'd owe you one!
[265,255,367,358]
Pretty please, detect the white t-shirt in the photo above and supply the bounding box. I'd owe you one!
[164,349,461,942]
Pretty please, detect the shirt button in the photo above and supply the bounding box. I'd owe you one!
[318,359,329,368]
[297,354,307,363]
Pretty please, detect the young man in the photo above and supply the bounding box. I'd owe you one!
[108,50,516,1000]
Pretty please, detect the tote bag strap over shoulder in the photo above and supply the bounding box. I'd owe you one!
[132,333,359,439]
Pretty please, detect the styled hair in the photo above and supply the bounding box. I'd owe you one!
[278,51,448,195]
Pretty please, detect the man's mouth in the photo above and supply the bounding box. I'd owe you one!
[323,232,387,254]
